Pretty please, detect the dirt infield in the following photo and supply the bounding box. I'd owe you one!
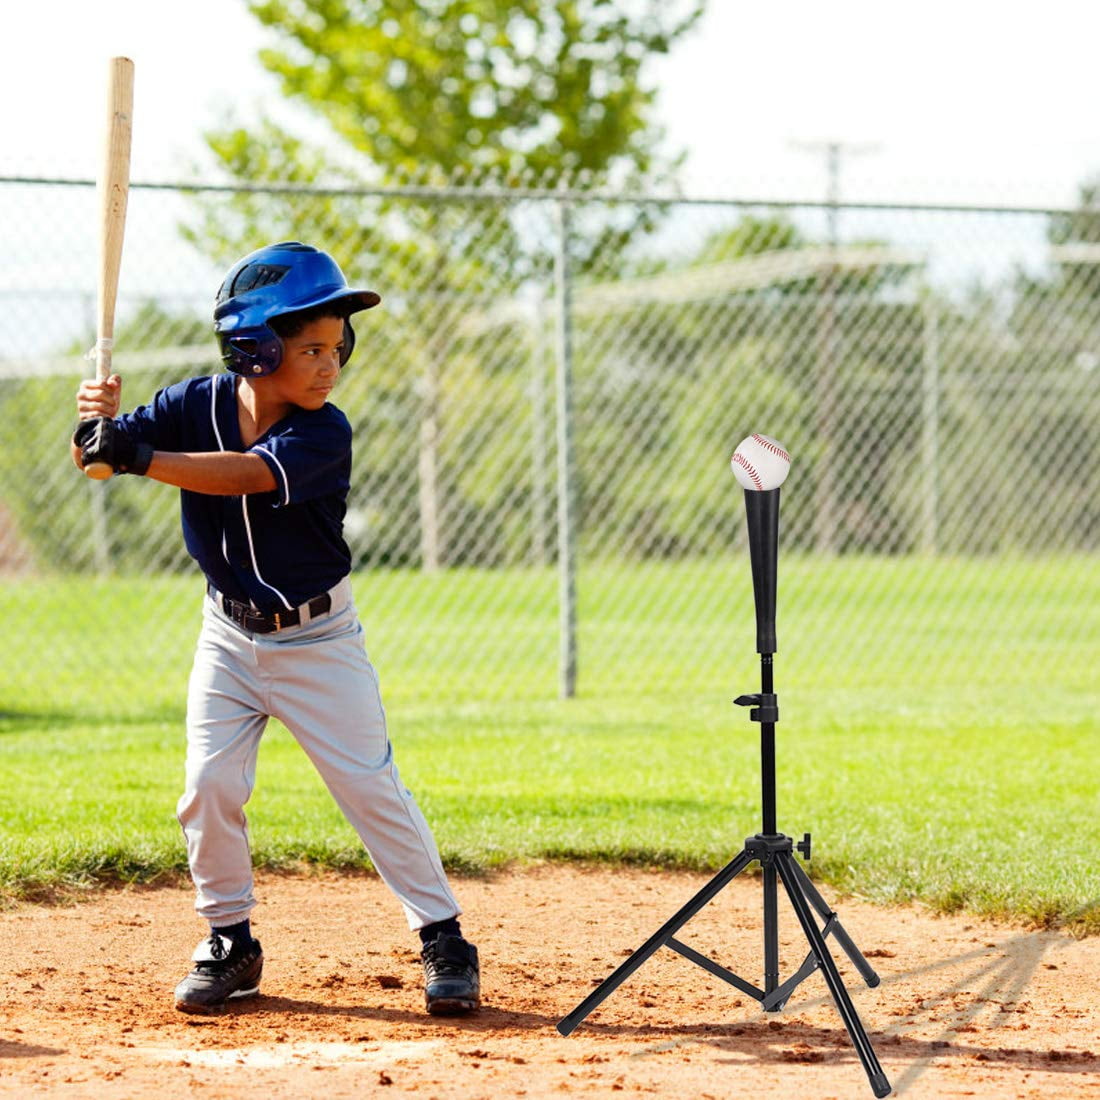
[0,865,1096,1099]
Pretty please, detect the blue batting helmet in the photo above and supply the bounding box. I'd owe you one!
[213,241,381,376]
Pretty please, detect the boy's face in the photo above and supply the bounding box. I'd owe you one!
[264,315,347,410]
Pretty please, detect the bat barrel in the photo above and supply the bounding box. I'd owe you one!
[95,56,134,383]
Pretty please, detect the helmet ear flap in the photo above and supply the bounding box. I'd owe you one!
[219,326,283,375]
[339,318,356,366]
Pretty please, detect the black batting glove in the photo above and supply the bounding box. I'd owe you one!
[72,418,101,449]
[73,417,154,476]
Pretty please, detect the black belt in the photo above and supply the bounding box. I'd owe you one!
[209,585,332,634]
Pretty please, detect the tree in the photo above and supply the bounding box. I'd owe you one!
[995,176,1100,552]
[185,0,706,569]
[1046,176,1100,298]
[243,0,701,186]
[562,208,933,558]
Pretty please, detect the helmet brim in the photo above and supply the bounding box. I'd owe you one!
[295,287,381,317]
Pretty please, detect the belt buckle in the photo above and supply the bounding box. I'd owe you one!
[221,596,242,627]
[224,596,264,633]
[272,612,281,631]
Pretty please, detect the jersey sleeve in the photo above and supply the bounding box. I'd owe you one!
[115,378,193,451]
[250,409,351,507]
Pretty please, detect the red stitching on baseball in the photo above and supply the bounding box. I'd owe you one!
[751,434,790,463]
[732,452,764,490]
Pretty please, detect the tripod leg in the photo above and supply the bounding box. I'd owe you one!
[775,852,891,1099]
[557,847,756,1036]
[789,857,881,988]
[763,863,780,1007]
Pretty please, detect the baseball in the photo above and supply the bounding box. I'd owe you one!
[730,433,791,491]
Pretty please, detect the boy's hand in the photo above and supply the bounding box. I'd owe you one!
[73,417,153,476]
[76,374,122,420]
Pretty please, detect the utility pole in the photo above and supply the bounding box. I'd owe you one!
[791,140,879,555]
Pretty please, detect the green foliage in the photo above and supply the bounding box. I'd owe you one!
[61,301,212,358]
[0,375,90,571]
[563,208,930,556]
[1014,176,1100,342]
[1046,175,1100,297]
[245,0,702,181]
[189,0,705,271]
[0,373,186,573]
[992,182,1100,552]
[0,301,214,573]
[698,214,808,260]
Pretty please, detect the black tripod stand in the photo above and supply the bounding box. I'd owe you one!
[557,488,892,1099]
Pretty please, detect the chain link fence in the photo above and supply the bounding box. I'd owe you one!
[1,172,1097,716]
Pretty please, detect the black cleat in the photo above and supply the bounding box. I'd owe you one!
[174,931,263,1015]
[421,933,480,1014]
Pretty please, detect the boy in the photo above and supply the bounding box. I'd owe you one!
[71,241,479,1017]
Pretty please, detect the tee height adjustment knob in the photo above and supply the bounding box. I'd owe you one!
[796,832,812,861]
[734,693,779,723]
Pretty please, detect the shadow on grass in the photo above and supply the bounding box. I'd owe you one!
[0,866,191,909]
[0,706,184,734]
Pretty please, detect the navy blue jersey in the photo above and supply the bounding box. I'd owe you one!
[118,373,352,611]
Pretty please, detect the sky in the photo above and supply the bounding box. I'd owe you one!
[3,0,1100,207]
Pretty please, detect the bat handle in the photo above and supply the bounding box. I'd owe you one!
[83,340,117,479]
[82,407,116,477]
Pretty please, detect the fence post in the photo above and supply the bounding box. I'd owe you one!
[813,146,841,556]
[531,293,550,567]
[921,295,941,553]
[417,255,447,575]
[554,199,578,699]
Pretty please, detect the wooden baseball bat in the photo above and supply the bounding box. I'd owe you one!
[84,56,134,481]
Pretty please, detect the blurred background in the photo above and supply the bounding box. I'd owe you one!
[1,0,1097,720]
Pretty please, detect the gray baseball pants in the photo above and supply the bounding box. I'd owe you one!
[177,577,460,931]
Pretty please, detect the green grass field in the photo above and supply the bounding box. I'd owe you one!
[1,557,1097,933]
